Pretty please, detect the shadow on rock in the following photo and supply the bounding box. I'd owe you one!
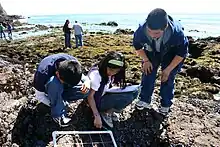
[11,102,57,147]
[113,109,170,147]
[11,99,170,147]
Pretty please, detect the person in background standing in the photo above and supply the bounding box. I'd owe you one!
[63,19,72,49]
[73,21,83,48]
[0,23,6,39]
[7,22,13,40]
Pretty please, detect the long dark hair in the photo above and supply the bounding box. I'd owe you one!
[98,51,126,88]
[63,19,70,32]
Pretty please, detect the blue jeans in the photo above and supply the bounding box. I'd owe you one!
[99,90,139,112]
[64,33,71,48]
[45,76,88,118]
[8,30,12,40]
[0,31,6,38]
[140,51,183,107]
[75,34,83,48]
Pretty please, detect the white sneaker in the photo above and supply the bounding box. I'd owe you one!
[100,112,113,128]
[158,107,170,116]
[136,101,152,110]
[112,112,120,122]
[53,115,71,127]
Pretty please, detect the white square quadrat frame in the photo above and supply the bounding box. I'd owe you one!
[52,131,117,147]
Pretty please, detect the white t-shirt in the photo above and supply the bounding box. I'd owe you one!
[88,69,112,96]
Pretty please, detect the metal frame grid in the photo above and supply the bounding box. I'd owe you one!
[52,131,117,147]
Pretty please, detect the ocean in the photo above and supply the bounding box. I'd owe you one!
[24,13,220,39]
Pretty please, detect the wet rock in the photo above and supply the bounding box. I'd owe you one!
[107,21,118,26]
[211,76,220,85]
[0,34,220,146]
[186,65,214,83]
[98,21,118,26]
[99,22,107,26]
[19,31,28,35]
[35,24,49,30]
[12,20,23,27]
[188,41,207,58]
[189,29,199,32]
[114,28,134,35]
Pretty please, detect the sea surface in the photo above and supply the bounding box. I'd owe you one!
[11,13,220,39]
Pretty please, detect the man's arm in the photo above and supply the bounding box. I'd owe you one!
[165,55,184,72]
[133,31,149,61]
[167,33,188,71]
[133,29,153,74]
[136,49,149,62]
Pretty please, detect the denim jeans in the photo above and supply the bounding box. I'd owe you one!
[64,33,71,48]
[45,76,88,118]
[140,51,183,107]
[0,31,6,39]
[8,31,12,40]
[75,34,83,48]
[99,89,139,112]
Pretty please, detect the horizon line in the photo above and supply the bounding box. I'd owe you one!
[22,12,220,17]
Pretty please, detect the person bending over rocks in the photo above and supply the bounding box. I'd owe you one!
[33,53,90,127]
[133,8,189,116]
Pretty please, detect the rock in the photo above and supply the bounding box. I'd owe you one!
[114,28,134,35]
[0,3,23,22]
[35,24,49,30]
[99,22,107,26]
[12,20,23,27]
[0,34,220,146]
[186,65,214,83]
[211,76,220,85]
[189,29,199,32]
[98,21,118,26]
[0,3,7,16]
[19,31,28,35]
[107,21,118,26]
[188,41,207,58]
[213,93,220,101]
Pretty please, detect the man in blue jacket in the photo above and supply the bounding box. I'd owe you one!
[133,8,188,116]
[33,53,90,127]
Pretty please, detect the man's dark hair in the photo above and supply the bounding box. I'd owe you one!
[98,51,126,88]
[146,8,168,30]
[57,60,82,86]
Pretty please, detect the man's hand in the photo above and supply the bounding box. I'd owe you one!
[161,67,172,83]
[142,60,153,75]
[94,115,102,128]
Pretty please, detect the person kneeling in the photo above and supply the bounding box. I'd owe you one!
[87,51,140,128]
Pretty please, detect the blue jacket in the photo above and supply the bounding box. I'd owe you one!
[133,15,188,59]
[33,53,78,92]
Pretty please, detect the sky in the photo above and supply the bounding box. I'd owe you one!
[1,0,220,16]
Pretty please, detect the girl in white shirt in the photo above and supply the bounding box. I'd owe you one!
[87,51,140,128]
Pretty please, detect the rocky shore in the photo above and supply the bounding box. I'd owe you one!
[0,31,219,146]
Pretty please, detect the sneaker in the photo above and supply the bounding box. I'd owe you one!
[136,101,152,110]
[100,112,113,128]
[112,112,120,122]
[53,115,71,127]
[158,107,170,116]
